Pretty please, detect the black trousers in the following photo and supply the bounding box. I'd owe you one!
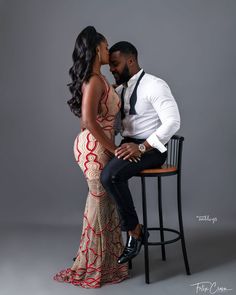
[100,137,167,231]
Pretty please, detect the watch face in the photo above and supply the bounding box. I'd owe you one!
[139,144,146,153]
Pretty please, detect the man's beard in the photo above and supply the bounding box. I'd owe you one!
[113,64,131,85]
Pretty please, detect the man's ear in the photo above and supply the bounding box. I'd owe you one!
[127,57,134,66]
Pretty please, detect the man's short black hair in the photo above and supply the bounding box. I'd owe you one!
[109,41,138,59]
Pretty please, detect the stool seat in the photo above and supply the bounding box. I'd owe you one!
[139,165,177,175]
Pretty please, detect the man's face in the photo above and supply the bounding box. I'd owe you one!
[109,51,131,85]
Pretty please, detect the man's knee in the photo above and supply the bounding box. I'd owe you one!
[100,167,112,188]
[101,164,123,188]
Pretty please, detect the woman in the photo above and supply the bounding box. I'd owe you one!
[53,26,129,288]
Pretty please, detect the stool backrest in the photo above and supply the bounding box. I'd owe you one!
[164,135,184,171]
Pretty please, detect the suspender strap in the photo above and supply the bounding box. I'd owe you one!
[120,70,145,119]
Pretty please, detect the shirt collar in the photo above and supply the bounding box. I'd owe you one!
[125,68,144,88]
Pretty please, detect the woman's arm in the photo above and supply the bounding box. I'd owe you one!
[81,75,117,154]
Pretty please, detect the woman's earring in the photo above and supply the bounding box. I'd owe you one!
[97,51,101,62]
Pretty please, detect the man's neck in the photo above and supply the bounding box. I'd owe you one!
[130,67,141,77]
[123,67,142,87]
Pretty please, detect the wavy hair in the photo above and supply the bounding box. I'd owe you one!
[67,26,106,117]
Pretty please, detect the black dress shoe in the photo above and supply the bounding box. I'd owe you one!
[117,225,149,264]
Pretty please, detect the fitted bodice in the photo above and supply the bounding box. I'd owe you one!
[81,75,121,137]
[96,76,120,129]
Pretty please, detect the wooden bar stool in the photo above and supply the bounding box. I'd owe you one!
[136,135,191,283]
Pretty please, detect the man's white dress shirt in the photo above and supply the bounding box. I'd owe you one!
[115,69,180,153]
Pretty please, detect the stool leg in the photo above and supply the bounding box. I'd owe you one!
[141,176,150,284]
[177,173,191,275]
[157,176,166,261]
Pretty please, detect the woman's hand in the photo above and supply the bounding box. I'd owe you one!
[104,149,115,159]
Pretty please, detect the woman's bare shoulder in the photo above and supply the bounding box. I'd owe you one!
[83,74,104,90]
[82,74,105,101]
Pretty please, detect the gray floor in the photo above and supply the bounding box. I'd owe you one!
[1,224,235,295]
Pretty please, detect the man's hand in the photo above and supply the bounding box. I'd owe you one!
[115,143,142,161]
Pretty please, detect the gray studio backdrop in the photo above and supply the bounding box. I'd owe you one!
[0,0,235,230]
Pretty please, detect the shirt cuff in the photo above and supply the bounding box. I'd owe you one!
[146,133,167,153]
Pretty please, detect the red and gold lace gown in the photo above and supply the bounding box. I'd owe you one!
[53,75,129,288]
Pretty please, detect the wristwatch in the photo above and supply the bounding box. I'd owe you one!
[138,143,146,154]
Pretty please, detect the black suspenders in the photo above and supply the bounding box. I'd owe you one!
[120,70,145,119]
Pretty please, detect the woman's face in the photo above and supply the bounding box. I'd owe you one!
[98,40,109,65]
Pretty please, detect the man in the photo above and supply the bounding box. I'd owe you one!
[100,41,180,264]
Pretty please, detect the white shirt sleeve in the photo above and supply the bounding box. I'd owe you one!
[146,80,180,153]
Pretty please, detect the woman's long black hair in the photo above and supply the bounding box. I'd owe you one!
[67,26,106,118]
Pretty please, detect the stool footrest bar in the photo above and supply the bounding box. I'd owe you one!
[146,227,181,245]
